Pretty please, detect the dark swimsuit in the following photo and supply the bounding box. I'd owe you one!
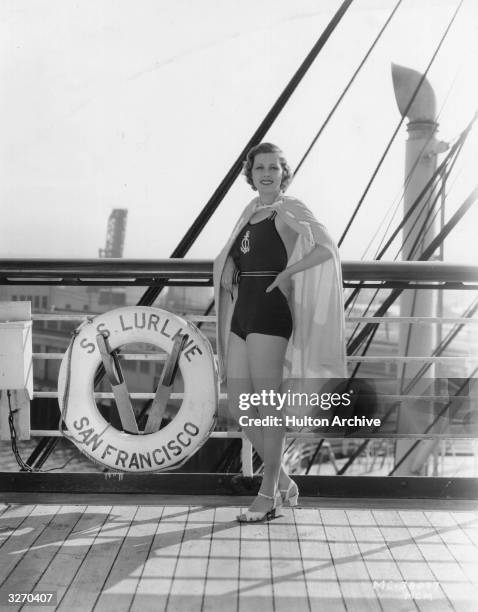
[230,211,293,341]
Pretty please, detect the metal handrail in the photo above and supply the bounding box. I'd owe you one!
[2,259,477,475]
[1,259,478,287]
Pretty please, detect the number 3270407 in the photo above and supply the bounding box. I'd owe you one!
[6,592,57,605]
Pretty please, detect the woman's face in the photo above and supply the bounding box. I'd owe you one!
[251,152,283,197]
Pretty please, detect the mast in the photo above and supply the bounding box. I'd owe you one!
[391,64,448,475]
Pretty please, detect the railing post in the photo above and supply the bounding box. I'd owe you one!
[241,436,253,477]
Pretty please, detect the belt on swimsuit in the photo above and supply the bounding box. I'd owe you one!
[239,271,280,277]
[232,270,281,284]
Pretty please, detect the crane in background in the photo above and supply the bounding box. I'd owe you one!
[99,209,128,258]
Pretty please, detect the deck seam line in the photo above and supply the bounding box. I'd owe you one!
[395,509,455,608]
[237,507,242,612]
[91,504,140,612]
[0,504,62,590]
[0,504,11,521]
[446,513,478,548]
[0,504,36,554]
[127,504,166,612]
[344,509,385,612]
[199,506,216,612]
[267,516,276,612]
[371,509,422,610]
[422,511,478,591]
[164,505,190,612]
[292,507,312,612]
[55,505,113,611]
[18,504,87,612]
[319,508,348,611]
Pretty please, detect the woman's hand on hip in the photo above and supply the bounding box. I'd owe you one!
[266,270,289,293]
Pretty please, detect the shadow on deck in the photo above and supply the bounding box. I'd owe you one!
[0,497,477,612]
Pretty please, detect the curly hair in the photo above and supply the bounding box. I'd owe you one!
[242,142,293,192]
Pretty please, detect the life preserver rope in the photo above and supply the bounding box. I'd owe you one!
[57,306,218,472]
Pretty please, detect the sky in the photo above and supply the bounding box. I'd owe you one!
[1,0,478,263]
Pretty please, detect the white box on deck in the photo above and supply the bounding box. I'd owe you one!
[0,302,33,440]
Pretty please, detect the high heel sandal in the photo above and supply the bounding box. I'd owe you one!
[280,480,299,507]
[236,491,282,523]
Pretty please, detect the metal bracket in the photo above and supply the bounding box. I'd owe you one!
[144,334,187,434]
[96,333,139,434]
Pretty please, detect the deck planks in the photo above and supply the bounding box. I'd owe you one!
[0,501,476,612]
[2,505,86,612]
[56,505,137,611]
[93,505,164,611]
[166,506,215,612]
[0,505,60,589]
[375,509,456,612]
[202,506,240,611]
[23,505,111,610]
[130,505,190,612]
[346,508,418,612]
[294,507,346,612]
[0,504,35,547]
[268,506,310,612]
[238,516,274,612]
[321,508,382,612]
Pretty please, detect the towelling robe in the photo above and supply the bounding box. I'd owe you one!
[213,195,347,403]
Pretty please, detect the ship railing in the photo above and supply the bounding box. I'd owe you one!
[1,259,477,477]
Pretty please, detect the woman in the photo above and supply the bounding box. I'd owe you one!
[213,142,346,522]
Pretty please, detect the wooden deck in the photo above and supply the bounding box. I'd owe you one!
[0,498,477,612]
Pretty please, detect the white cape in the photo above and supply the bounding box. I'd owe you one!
[213,195,347,390]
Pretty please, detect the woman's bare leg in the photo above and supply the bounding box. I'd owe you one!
[246,332,289,513]
[226,332,260,450]
[226,332,291,491]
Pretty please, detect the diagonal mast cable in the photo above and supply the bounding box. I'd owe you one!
[376,113,474,260]
[347,185,478,355]
[389,368,478,476]
[343,127,469,315]
[343,149,454,314]
[347,122,470,350]
[137,0,355,308]
[90,0,355,394]
[402,296,478,396]
[399,137,465,261]
[87,0,356,471]
[343,108,476,329]
[361,62,466,263]
[338,0,465,248]
[293,0,403,178]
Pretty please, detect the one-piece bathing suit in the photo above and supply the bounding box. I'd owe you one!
[230,211,293,340]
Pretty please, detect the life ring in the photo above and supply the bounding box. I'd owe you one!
[57,306,218,472]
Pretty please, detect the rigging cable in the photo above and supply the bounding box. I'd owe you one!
[292,0,404,179]
[375,113,475,261]
[401,135,472,262]
[345,147,454,348]
[360,59,466,264]
[343,121,471,324]
[347,122,471,353]
[338,0,465,248]
[345,112,472,330]
[347,184,478,356]
[343,131,442,341]
[398,138,466,261]
[402,295,478,396]
[389,367,478,476]
[137,0,355,310]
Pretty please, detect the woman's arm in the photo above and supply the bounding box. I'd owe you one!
[221,255,237,294]
[266,244,331,293]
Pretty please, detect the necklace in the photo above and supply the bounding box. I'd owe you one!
[255,195,282,211]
